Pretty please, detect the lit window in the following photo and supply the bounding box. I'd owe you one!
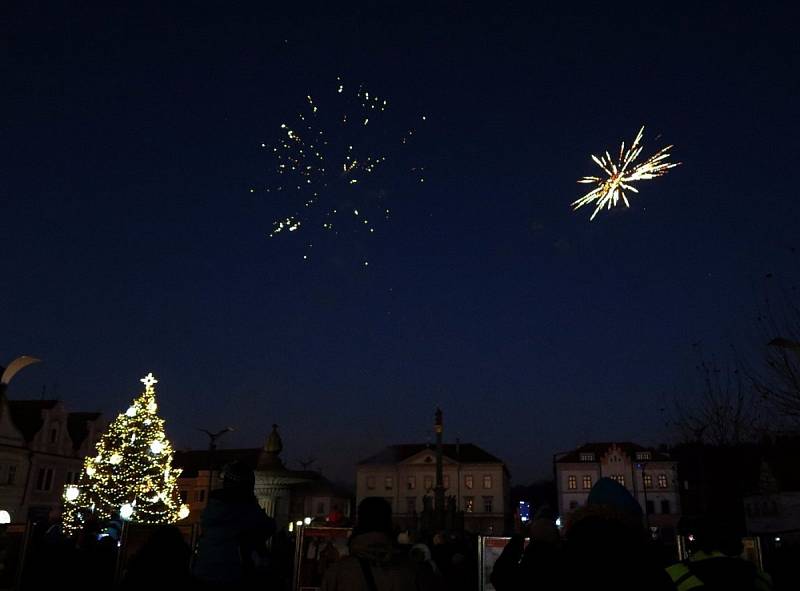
[612,474,625,487]
[367,476,375,490]
[406,497,416,514]
[464,496,474,512]
[582,475,592,489]
[580,453,595,462]
[483,475,492,489]
[464,475,474,489]
[385,476,393,490]
[568,475,577,490]
[407,476,416,490]
[483,496,493,513]
[658,474,668,489]
[424,475,433,490]
[643,474,653,488]
[636,452,651,461]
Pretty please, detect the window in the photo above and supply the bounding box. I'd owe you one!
[384,498,393,511]
[661,500,671,514]
[483,475,492,489]
[636,451,652,461]
[610,474,625,487]
[579,453,595,462]
[464,497,474,512]
[645,500,654,515]
[443,475,450,489]
[197,489,206,502]
[7,465,16,485]
[568,475,577,490]
[483,496,494,513]
[50,426,59,443]
[317,502,325,514]
[36,467,54,491]
[367,476,376,490]
[424,475,433,490]
[384,476,393,490]
[406,497,416,514]
[658,474,668,489]
[180,490,188,502]
[569,500,579,510]
[464,474,474,489]
[407,476,416,490]
[643,474,653,488]
[582,475,592,489]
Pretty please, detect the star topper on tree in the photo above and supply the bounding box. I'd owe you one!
[63,372,189,536]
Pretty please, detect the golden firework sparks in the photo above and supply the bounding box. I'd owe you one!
[572,126,679,220]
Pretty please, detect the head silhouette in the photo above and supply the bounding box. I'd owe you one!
[355,497,393,536]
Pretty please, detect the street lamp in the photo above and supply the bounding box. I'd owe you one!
[199,426,234,499]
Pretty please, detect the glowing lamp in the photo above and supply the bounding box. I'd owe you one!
[150,440,165,454]
[109,453,123,465]
[86,466,96,477]
[65,486,80,502]
[295,520,303,527]
[120,503,134,520]
[304,517,312,525]
[0,510,11,524]
[126,406,137,417]
[178,504,190,520]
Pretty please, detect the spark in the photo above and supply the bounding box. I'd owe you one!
[572,126,679,220]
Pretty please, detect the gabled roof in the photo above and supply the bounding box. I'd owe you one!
[358,443,504,466]
[556,442,672,464]
[6,400,60,442]
[67,412,102,450]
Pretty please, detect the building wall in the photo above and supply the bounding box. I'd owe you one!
[556,444,681,534]
[745,492,800,535]
[356,458,508,534]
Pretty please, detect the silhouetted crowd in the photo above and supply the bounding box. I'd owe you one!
[13,465,782,590]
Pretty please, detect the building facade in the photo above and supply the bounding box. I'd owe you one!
[555,442,680,538]
[0,399,103,522]
[174,425,352,530]
[356,443,510,534]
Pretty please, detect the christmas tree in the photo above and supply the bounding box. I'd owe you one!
[63,373,189,535]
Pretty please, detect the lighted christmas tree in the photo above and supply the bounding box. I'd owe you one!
[63,373,189,535]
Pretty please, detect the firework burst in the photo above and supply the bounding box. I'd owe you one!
[572,126,679,220]
[255,77,425,264]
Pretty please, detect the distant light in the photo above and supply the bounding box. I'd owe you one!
[688,534,695,542]
[0,510,10,524]
[126,406,137,417]
[521,516,529,522]
[178,504,190,520]
[555,517,562,528]
[295,520,303,527]
[304,517,312,525]
[288,522,294,532]
[109,453,123,465]
[65,486,80,502]
[150,440,165,454]
[775,536,781,542]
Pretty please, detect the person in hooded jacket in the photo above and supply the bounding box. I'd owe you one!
[192,461,276,589]
[322,497,429,591]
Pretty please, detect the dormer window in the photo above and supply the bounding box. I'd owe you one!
[579,453,595,462]
[636,452,652,461]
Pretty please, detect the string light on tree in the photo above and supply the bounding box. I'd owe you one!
[62,373,190,536]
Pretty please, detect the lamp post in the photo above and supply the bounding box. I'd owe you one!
[199,427,234,500]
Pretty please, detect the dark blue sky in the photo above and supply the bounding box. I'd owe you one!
[3,2,798,482]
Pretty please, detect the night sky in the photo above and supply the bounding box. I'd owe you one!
[3,2,799,483]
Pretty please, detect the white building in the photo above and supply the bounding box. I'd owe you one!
[555,442,680,537]
[0,398,103,523]
[356,443,509,534]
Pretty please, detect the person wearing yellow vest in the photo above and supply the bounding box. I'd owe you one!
[666,517,772,591]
